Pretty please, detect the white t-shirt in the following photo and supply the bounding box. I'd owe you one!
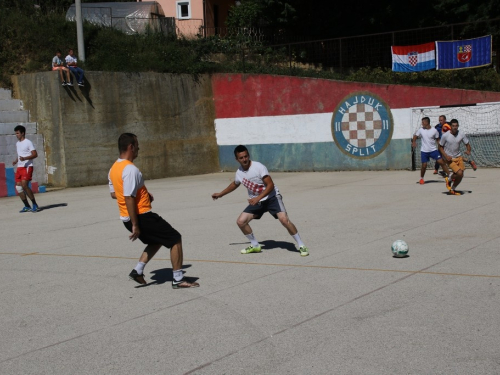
[108,159,150,221]
[234,161,279,202]
[440,131,469,158]
[16,138,36,167]
[65,55,77,66]
[415,127,439,152]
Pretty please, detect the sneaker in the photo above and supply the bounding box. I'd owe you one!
[444,177,452,191]
[433,170,438,174]
[419,179,425,185]
[439,171,447,177]
[298,246,309,257]
[450,190,461,196]
[129,269,146,285]
[67,82,73,86]
[78,82,84,87]
[172,278,200,289]
[31,204,39,212]
[241,245,262,254]
[62,81,67,86]
[19,206,31,213]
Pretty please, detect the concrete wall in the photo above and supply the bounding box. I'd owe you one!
[10,71,500,188]
[12,72,219,187]
[212,74,500,171]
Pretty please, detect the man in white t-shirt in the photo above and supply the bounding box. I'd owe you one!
[439,119,471,195]
[212,145,309,256]
[412,117,450,185]
[12,125,40,212]
[65,49,85,87]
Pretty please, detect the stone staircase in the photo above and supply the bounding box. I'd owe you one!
[0,88,45,197]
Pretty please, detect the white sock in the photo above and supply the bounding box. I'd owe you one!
[292,232,305,247]
[134,262,146,275]
[245,233,259,247]
[173,269,183,282]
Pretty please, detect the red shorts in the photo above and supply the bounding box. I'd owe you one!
[15,166,33,182]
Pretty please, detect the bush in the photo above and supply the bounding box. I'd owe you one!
[0,2,499,92]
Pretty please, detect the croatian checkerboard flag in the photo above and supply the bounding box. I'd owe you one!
[391,42,436,72]
[436,35,492,70]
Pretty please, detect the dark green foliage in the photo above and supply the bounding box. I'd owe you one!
[0,0,499,92]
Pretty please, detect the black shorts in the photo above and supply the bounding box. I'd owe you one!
[243,194,286,220]
[123,212,181,248]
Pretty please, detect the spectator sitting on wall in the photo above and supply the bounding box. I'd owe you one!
[65,48,85,87]
[52,49,72,87]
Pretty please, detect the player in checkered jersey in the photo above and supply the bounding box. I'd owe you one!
[212,145,309,256]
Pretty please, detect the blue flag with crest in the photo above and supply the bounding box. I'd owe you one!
[436,35,492,70]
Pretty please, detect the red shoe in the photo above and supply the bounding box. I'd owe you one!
[433,170,438,174]
[419,179,425,185]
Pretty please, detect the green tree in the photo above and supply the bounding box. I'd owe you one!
[226,0,297,30]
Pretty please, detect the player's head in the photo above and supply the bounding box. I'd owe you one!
[450,119,459,134]
[14,125,26,135]
[14,125,26,140]
[234,145,250,168]
[234,145,248,157]
[439,115,447,125]
[422,117,430,128]
[118,133,139,158]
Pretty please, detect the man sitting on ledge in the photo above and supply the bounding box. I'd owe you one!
[65,48,85,87]
[52,49,71,86]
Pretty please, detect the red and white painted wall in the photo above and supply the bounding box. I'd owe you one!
[212,74,500,171]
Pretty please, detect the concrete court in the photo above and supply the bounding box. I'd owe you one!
[1,169,499,375]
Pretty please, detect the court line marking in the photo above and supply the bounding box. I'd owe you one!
[1,251,499,279]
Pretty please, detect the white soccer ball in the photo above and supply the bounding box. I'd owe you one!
[391,240,409,258]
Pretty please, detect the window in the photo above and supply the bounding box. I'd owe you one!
[176,1,191,19]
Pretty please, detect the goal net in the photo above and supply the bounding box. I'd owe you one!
[411,102,500,170]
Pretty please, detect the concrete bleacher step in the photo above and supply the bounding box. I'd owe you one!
[0,123,37,135]
[0,88,12,100]
[0,99,22,111]
[0,110,29,123]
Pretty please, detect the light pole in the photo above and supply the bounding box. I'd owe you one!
[75,0,85,61]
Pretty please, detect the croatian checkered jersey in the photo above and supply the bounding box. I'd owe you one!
[235,161,279,201]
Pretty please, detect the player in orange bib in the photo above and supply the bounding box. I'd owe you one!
[108,133,199,288]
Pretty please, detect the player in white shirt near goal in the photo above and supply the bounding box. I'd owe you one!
[412,117,451,185]
[212,145,309,257]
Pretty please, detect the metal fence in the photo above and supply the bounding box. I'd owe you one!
[71,7,176,36]
[201,18,500,72]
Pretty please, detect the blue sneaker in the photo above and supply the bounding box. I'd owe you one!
[20,206,31,213]
[31,204,40,212]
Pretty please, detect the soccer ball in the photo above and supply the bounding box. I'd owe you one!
[442,123,451,133]
[391,240,409,258]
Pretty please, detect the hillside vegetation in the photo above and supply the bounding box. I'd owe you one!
[1,3,499,91]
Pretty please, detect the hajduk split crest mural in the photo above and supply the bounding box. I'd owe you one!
[332,92,394,159]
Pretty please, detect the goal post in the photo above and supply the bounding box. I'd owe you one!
[411,102,500,170]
